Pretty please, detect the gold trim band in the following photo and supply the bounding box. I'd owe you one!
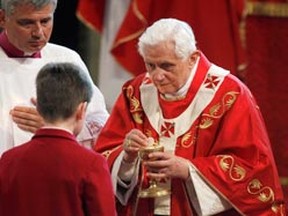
[247,2,288,17]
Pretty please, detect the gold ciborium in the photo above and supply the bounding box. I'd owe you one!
[138,143,171,198]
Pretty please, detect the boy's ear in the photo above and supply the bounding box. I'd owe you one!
[76,102,88,120]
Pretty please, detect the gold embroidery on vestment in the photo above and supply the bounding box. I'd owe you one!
[218,156,280,213]
[144,129,153,138]
[102,145,121,159]
[180,132,194,148]
[271,202,286,215]
[124,85,143,124]
[200,91,239,129]
[247,179,275,203]
[219,155,246,181]
[102,150,111,158]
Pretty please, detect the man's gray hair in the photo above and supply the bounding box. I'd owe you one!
[138,18,197,60]
[1,0,57,15]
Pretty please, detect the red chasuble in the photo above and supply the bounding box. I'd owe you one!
[95,53,285,215]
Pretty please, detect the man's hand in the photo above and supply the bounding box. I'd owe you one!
[123,129,148,163]
[144,152,190,180]
[10,98,44,133]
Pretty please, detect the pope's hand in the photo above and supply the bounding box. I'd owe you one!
[123,129,148,163]
[144,152,190,180]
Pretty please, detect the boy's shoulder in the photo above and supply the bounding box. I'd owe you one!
[0,141,31,169]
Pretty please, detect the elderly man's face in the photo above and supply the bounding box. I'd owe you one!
[143,41,198,95]
[0,3,54,53]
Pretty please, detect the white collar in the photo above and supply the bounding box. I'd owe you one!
[41,126,73,135]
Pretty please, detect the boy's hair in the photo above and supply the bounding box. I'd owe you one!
[36,62,93,123]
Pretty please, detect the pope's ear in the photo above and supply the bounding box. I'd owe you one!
[188,50,200,68]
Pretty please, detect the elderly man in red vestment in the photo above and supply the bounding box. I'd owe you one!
[94,18,285,215]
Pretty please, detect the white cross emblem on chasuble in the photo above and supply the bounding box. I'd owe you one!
[204,75,220,90]
[161,122,175,137]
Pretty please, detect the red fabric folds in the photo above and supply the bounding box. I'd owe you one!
[245,0,288,211]
[77,0,246,77]
[76,0,105,32]
[246,14,288,211]
[112,0,246,77]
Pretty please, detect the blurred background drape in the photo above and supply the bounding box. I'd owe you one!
[51,0,288,208]
[245,0,288,206]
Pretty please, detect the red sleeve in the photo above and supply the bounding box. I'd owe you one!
[94,75,145,168]
[191,76,285,215]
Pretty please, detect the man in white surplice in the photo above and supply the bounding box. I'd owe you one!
[0,0,109,156]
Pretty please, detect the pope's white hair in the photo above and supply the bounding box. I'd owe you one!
[138,18,197,59]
